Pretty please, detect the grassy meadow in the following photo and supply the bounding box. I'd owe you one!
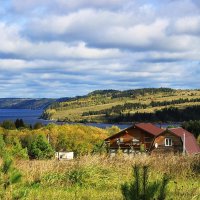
[1,154,199,200]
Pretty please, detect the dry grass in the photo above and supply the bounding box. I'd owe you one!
[6,154,199,200]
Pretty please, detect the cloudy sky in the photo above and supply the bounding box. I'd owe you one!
[0,0,200,98]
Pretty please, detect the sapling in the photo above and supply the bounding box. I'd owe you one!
[0,155,22,199]
[121,164,170,200]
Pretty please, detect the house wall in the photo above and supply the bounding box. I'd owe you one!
[151,131,183,154]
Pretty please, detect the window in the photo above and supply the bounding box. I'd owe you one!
[120,138,124,143]
[165,138,172,146]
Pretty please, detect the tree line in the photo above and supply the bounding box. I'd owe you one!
[82,98,200,117]
[150,98,200,107]
[0,119,44,130]
[182,120,200,138]
[108,105,200,132]
[82,103,147,116]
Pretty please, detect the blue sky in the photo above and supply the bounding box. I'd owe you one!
[0,0,200,98]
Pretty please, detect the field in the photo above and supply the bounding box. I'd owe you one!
[2,154,199,200]
[0,123,199,200]
[41,88,200,123]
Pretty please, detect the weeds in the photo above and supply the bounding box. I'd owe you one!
[1,154,199,200]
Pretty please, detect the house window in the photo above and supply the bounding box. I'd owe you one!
[165,138,172,146]
[120,138,124,143]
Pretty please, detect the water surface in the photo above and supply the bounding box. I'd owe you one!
[0,109,130,129]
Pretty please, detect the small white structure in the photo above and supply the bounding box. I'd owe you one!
[55,152,74,160]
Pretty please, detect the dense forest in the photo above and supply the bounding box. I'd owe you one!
[109,105,200,124]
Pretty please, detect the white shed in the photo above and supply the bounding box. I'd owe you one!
[55,152,74,160]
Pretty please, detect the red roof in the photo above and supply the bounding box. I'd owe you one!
[105,123,163,141]
[135,123,163,136]
[169,127,200,154]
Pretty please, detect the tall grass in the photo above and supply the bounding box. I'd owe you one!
[1,154,199,200]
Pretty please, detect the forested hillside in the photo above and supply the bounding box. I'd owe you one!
[41,88,200,123]
[0,98,56,109]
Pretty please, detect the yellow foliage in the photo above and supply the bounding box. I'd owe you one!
[1,124,109,156]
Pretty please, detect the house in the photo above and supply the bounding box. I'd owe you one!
[105,123,200,155]
[104,123,163,155]
[150,128,200,155]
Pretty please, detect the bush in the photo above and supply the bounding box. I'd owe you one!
[67,168,89,186]
[33,122,44,129]
[10,138,28,160]
[27,135,54,159]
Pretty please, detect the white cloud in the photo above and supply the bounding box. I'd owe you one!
[0,22,122,60]
[0,0,200,97]
[11,0,131,13]
[174,16,200,34]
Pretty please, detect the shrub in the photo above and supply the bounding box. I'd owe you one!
[27,135,54,159]
[10,138,28,160]
[33,122,44,130]
[67,168,89,186]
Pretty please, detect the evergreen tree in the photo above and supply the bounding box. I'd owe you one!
[1,120,16,130]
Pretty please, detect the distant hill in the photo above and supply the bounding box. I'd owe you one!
[41,88,200,123]
[0,98,56,109]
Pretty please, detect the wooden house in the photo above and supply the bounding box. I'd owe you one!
[105,124,200,156]
[150,128,200,155]
[150,129,183,154]
[104,123,163,155]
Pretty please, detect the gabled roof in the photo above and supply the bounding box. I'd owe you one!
[105,123,163,141]
[168,127,200,154]
[135,123,163,136]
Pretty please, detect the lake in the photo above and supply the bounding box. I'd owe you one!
[0,109,130,129]
[0,109,181,129]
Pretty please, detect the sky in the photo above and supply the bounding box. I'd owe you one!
[0,0,200,98]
